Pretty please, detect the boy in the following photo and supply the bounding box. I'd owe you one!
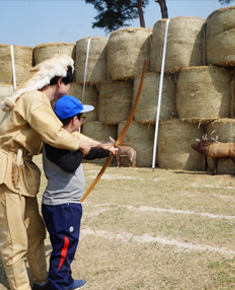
[42,95,116,290]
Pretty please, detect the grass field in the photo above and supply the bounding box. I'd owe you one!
[1,157,235,290]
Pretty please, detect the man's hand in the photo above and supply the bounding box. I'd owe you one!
[97,143,119,155]
[79,140,91,156]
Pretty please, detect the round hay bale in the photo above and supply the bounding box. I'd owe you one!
[133,72,174,124]
[158,119,205,171]
[0,45,33,86]
[0,84,14,122]
[207,6,235,66]
[68,83,98,123]
[177,66,230,123]
[107,27,152,80]
[98,80,133,125]
[75,37,108,84]
[206,118,235,174]
[151,16,206,73]
[118,120,155,167]
[33,42,75,65]
[82,121,117,164]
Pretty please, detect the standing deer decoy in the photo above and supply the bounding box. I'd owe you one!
[109,137,137,168]
[191,130,235,175]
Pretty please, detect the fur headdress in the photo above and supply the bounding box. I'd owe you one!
[1,53,74,111]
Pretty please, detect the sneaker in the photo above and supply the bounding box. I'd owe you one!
[32,280,51,290]
[67,279,86,289]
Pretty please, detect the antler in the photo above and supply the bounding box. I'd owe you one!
[209,130,220,143]
[196,130,220,143]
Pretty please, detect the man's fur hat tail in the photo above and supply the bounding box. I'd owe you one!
[1,53,74,111]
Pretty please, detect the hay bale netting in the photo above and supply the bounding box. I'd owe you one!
[133,72,175,124]
[158,120,205,171]
[0,84,14,122]
[207,6,235,66]
[206,119,235,174]
[177,66,230,122]
[98,80,133,125]
[33,42,75,65]
[118,120,155,167]
[151,17,206,73]
[82,121,117,164]
[0,45,33,86]
[107,27,152,80]
[75,37,108,84]
[68,83,98,122]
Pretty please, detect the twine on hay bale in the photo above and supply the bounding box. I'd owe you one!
[68,83,98,123]
[133,72,174,124]
[33,42,75,65]
[0,45,33,86]
[0,84,14,122]
[98,80,133,125]
[75,37,108,84]
[107,27,152,80]
[207,6,235,66]
[151,16,206,73]
[82,121,117,164]
[118,120,155,167]
[206,118,235,174]
[177,66,230,122]
[158,119,205,171]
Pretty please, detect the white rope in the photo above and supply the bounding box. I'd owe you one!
[10,45,17,90]
[152,18,170,169]
[82,37,91,104]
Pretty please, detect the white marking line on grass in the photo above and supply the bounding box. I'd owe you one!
[81,229,235,258]
[125,205,235,220]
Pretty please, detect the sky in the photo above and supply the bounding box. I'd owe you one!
[0,0,233,48]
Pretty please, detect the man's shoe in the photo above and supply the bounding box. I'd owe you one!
[67,279,86,289]
[32,280,51,290]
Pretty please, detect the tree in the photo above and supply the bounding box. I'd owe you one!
[219,0,234,4]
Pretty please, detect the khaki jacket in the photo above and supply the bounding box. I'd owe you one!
[0,90,98,197]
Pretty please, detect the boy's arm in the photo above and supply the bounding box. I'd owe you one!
[45,143,83,172]
[84,148,110,160]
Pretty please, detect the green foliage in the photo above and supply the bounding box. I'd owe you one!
[85,0,149,33]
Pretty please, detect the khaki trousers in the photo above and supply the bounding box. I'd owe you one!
[0,185,48,290]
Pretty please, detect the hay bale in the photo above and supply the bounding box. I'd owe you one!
[133,72,174,124]
[82,121,117,164]
[118,120,155,167]
[177,66,230,123]
[98,80,133,125]
[75,37,108,84]
[107,27,152,80]
[207,6,235,66]
[68,83,98,123]
[207,119,235,174]
[0,84,14,122]
[33,42,75,65]
[158,119,205,171]
[151,16,206,73]
[0,45,33,86]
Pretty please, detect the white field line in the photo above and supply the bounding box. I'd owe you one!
[80,229,235,258]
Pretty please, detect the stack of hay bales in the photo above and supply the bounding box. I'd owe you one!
[0,44,33,122]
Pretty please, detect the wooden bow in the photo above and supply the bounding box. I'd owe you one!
[81,60,147,203]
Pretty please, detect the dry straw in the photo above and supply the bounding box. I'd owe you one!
[151,16,206,73]
[207,6,235,66]
[0,84,14,122]
[118,120,155,167]
[75,37,108,84]
[68,82,98,123]
[33,42,75,65]
[98,80,133,125]
[177,66,231,123]
[133,72,174,124]
[206,118,235,174]
[82,121,117,165]
[107,27,152,80]
[0,45,33,86]
[158,119,205,171]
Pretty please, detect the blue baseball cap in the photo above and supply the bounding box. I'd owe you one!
[54,95,94,120]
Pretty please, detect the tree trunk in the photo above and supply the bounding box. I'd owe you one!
[155,0,168,19]
[137,0,146,27]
